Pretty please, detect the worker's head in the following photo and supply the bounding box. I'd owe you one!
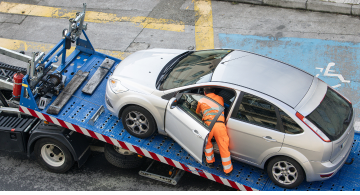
[204,87,215,95]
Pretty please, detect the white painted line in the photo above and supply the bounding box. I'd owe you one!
[110,138,120,147]
[172,160,184,170]
[187,165,200,176]
[49,116,61,126]
[80,126,91,137]
[203,171,215,181]
[140,148,152,158]
[156,154,169,164]
[124,142,137,153]
[324,62,350,83]
[65,121,75,131]
[236,183,247,191]
[95,132,106,142]
[219,177,232,187]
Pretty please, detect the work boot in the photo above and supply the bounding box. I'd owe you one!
[225,170,232,176]
[207,163,214,168]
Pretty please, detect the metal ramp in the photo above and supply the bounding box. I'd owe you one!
[18,48,360,191]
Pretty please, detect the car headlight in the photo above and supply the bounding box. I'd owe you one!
[109,78,128,94]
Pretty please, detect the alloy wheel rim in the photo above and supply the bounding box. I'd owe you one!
[272,160,298,185]
[41,144,65,167]
[125,111,149,135]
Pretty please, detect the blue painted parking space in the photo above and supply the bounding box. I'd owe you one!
[219,34,360,128]
[219,34,360,190]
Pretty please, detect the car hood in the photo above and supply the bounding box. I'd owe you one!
[111,48,187,94]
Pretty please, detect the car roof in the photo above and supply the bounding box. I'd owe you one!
[212,50,314,108]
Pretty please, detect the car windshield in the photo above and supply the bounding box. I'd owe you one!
[159,49,232,90]
[306,87,352,141]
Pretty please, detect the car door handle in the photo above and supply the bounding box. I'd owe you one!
[193,130,202,138]
[263,136,276,142]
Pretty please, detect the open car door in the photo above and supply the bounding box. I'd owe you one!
[165,93,224,163]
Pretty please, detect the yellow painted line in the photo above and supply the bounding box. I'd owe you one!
[0,2,184,32]
[194,0,214,50]
[0,38,129,60]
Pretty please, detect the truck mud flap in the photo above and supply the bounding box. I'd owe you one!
[82,57,114,95]
[47,70,89,115]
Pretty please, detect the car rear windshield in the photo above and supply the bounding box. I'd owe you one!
[159,49,232,90]
[306,87,352,141]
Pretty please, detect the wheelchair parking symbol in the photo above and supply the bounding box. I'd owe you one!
[315,62,350,88]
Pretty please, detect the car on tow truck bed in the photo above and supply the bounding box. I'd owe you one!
[105,48,355,188]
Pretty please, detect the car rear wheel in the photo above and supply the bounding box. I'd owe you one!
[122,105,156,139]
[267,156,304,189]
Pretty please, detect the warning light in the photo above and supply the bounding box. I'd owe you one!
[44,121,49,124]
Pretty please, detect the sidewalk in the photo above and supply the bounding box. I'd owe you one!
[227,0,360,15]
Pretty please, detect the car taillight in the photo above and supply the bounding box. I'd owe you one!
[320,172,334,178]
[296,112,331,142]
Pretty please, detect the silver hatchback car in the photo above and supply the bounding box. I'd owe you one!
[105,49,354,188]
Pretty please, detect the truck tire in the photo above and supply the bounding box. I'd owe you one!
[34,138,74,173]
[122,106,156,139]
[104,144,145,169]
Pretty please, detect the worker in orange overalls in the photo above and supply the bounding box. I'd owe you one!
[196,87,233,176]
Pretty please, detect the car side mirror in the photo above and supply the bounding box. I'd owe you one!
[170,99,177,109]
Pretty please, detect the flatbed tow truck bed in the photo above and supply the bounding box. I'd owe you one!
[17,36,360,192]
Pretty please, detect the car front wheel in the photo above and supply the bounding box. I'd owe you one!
[267,156,304,189]
[121,105,156,139]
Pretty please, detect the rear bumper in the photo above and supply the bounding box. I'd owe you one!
[306,130,354,182]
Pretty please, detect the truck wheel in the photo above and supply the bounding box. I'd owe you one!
[267,156,304,189]
[34,138,74,173]
[122,106,156,139]
[104,144,145,169]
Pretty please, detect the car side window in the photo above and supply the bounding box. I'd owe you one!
[233,93,279,130]
[279,109,304,134]
[177,93,223,131]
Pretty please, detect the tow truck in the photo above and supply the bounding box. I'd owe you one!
[1,4,359,191]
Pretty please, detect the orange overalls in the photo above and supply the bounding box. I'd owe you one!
[196,93,233,174]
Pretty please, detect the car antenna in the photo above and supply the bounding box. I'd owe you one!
[221,55,249,64]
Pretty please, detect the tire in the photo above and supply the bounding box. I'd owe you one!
[266,156,305,189]
[34,138,74,173]
[104,144,145,169]
[121,105,156,139]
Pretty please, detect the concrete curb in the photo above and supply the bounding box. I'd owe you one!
[223,0,360,16]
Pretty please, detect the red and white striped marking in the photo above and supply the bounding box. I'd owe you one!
[19,105,257,191]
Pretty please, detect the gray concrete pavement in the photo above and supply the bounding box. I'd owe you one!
[228,0,360,15]
[1,0,360,191]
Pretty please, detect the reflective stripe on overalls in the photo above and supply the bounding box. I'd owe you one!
[203,107,225,123]
[221,156,233,173]
[205,146,215,163]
